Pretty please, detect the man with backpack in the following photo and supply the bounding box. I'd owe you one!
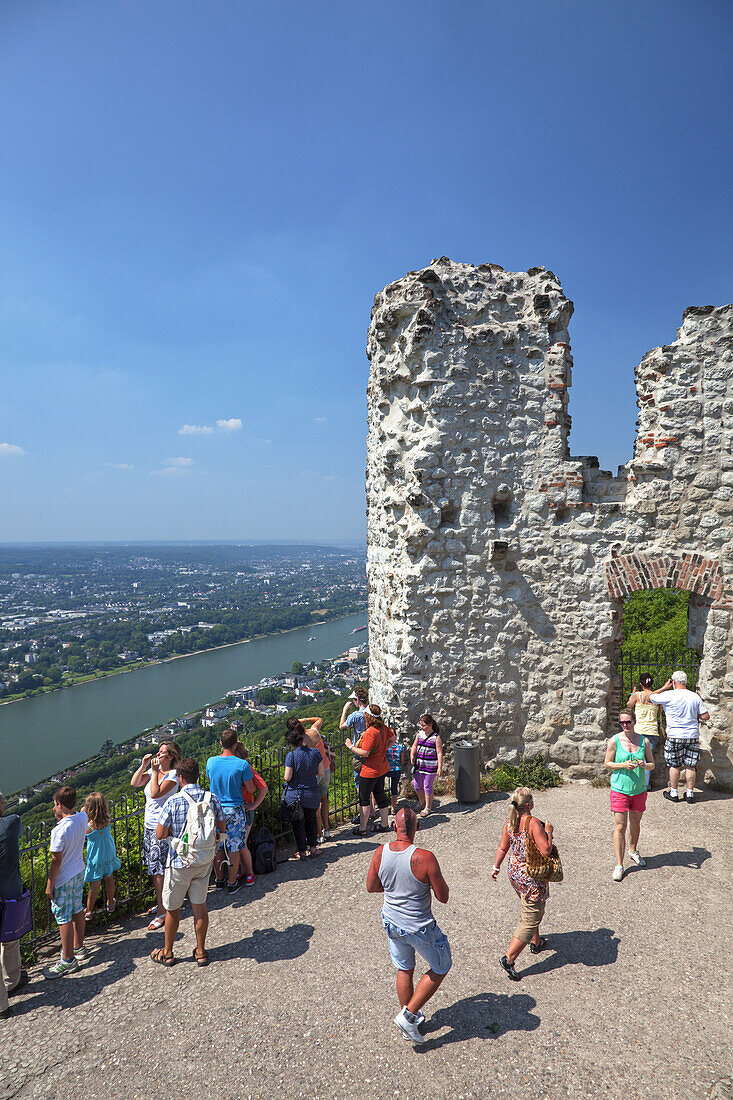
[153,758,225,967]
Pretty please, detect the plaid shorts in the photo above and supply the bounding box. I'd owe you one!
[51,871,84,926]
[664,738,700,769]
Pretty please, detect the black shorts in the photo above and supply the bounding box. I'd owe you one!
[359,774,389,809]
[389,772,401,796]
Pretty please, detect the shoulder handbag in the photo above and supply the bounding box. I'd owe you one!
[525,818,563,883]
[279,782,304,825]
[0,889,33,942]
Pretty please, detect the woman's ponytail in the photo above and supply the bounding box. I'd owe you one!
[507,786,533,833]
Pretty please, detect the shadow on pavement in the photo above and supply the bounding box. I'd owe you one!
[641,846,711,871]
[215,922,314,963]
[518,927,619,977]
[418,990,540,1049]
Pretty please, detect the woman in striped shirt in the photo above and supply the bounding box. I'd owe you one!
[410,714,443,818]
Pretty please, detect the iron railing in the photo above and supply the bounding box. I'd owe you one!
[611,648,702,730]
[17,733,364,955]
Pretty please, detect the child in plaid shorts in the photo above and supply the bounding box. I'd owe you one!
[44,787,89,979]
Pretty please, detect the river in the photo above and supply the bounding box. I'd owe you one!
[0,612,367,793]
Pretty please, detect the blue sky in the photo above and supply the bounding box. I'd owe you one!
[1,0,731,542]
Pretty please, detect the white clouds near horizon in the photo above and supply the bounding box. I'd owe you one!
[0,443,25,456]
[103,462,134,470]
[178,418,242,435]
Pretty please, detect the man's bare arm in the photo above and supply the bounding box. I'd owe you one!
[366,846,384,893]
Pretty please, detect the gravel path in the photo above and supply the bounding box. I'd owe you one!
[2,785,732,1099]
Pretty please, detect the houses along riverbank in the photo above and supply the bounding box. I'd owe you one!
[0,611,367,793]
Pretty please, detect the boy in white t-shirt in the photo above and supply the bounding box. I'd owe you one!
[44,787,89,978]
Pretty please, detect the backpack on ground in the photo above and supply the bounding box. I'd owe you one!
[170,791,217,868]
[249,826,277,875]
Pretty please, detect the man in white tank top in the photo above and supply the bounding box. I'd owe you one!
[366,807,452,1044]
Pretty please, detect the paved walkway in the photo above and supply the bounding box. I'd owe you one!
[2,785,732,1099]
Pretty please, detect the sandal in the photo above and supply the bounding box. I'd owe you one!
[106,899,117,914]
[529,937,548,955]
[84,911,94,922]
[192,948,209,967]
[146,905,158,917]
[147,915,165,931]
[150,948,175,966]
[352,827,368,837]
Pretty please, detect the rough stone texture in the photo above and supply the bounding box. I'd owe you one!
[366,259,733,783]
[2,787,731,1099]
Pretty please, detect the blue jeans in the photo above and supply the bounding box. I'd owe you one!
[381,914,452,975]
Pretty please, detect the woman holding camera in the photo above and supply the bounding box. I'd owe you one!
[282,718,324,859]
[130,741,181,929]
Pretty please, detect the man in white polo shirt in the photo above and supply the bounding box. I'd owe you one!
[651,671,709,804]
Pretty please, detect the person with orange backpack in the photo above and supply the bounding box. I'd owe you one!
[235,742,268,884]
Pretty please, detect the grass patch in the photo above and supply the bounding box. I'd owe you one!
[485,755,564,793]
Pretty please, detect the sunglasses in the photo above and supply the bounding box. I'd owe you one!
[619,720,633,726]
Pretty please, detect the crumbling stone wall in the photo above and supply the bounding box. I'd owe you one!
[366,258,733,784]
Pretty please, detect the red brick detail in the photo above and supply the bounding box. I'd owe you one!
[654,436,680,448]
[544,419,558,427]
[605,551,726,602]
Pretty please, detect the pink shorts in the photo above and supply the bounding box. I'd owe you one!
[610,790,647,813]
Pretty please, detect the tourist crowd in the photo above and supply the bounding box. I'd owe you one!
[0,671,711,1042]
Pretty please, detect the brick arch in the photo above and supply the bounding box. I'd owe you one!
[605,550,726,604]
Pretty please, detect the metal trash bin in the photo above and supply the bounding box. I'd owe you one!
[453,740,481,803]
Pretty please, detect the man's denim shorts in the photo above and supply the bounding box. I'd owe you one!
[381,914,452,975]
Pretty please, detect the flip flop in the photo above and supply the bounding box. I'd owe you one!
[147,915,165,931]
[146,905,158,917]
[192,948,209,967]
[150,948,175,966]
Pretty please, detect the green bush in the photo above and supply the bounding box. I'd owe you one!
[487,755,563,792]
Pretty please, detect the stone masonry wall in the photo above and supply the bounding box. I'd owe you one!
[365,258,733,784]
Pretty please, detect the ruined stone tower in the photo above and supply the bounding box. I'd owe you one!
[366,258,733,784]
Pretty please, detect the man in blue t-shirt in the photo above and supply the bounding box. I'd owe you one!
[206,729,255,893]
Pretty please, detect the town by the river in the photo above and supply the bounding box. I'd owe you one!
[0,611,366,794]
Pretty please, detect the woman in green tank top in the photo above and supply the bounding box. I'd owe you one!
[604,711,655,882]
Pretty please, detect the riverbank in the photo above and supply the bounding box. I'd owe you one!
[0,606,365,708]
[0,611,368,794]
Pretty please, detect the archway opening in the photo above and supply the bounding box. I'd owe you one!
[618,588,703,703]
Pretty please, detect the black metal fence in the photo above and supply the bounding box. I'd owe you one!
[612,649,702,729]
[17,732,363,955]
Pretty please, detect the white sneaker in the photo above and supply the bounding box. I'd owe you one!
[612,864,624,882]
[628,850,645,867]
[394,1007,426,1043]
[74,944,91,964]
[415,1009,425,1026]
[44,957,80,979]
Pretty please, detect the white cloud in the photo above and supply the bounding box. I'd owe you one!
[313,416,328,424]
[103,462,134,470]
[216,418,242,432]
[0,443,25,456]
[179,424,213,435]
[152,456,195,477]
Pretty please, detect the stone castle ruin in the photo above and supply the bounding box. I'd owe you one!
[365,258,733,785]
